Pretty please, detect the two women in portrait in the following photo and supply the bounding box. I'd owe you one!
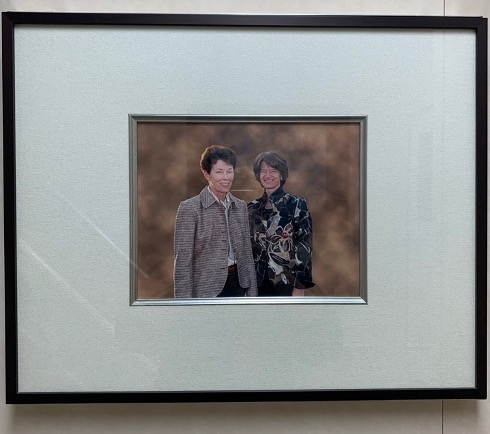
[174,146,314,298]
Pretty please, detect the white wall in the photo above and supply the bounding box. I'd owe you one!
[0,0,487,433]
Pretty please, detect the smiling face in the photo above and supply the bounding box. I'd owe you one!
[259,161,281,195]
[203,159,235,201]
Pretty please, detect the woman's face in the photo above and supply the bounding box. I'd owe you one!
[203,159,235,199]
[259,161,281,193]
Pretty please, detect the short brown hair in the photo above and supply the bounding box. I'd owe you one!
[252,151,289,186]
[200,145,237,174]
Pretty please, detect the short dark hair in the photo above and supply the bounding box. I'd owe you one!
[200,145,237,174]
[252,151,289,186]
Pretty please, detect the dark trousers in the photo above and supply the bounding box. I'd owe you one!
[258,278,293,296]
[217,269,245,297]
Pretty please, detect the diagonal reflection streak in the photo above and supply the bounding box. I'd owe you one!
[45,182,149,278]
[19,239,115,333]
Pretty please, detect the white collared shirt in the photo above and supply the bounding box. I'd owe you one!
[207,187,236,266]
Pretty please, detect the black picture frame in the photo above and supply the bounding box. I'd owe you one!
[3,12,487,404]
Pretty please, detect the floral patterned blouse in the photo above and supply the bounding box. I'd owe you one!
[248,187,314,290]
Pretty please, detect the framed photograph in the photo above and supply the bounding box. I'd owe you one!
[3,12,487,403]
[130,115,367,304]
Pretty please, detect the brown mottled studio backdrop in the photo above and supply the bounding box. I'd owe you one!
[136,121,360,298]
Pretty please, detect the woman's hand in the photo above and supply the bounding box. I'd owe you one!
[292,288,305,297]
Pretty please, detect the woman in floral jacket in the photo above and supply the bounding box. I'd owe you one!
[248,151,314,296]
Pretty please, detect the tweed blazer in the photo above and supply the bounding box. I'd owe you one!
[174,187,258,298]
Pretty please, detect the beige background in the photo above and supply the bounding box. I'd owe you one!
[0,1,488,434]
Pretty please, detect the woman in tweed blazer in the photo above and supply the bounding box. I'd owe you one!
[173,146,258,298]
